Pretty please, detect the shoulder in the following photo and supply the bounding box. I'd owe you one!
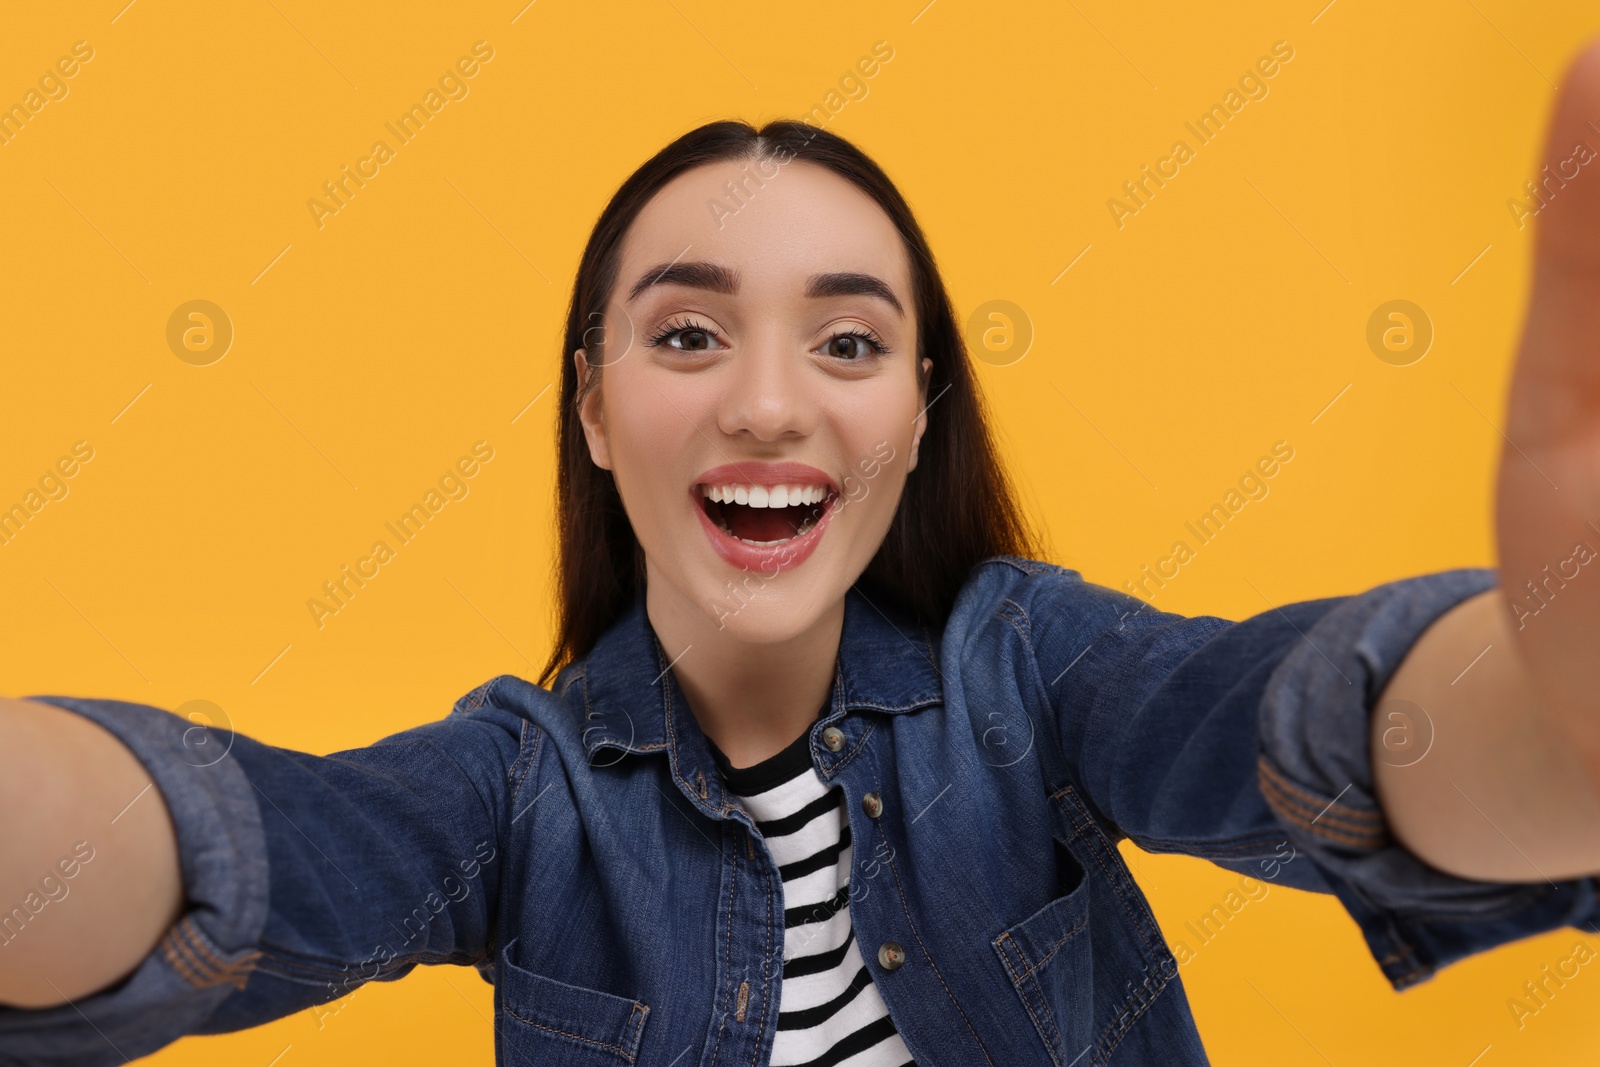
[438,672,594,806]
[953,554,1153,638]
[446,673,577,736]
[949,555,1227,695]
[437,672,584,769]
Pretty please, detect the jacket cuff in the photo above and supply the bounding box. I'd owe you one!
[1256,567,1600,991]
[0,696,269,1067]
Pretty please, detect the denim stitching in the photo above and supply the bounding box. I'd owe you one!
[1257,800,1385,847]
[1322,856,1459,990]
[1134,833,1298,857]
[156,916,260,992]
[1257,760,1389,849]
[1378,944,1415,965]
[172,915,223,980]
[1256,757,1386,835]
[660,646,706,811]
[1019,943,1066,1062]
[1258,787,1386,835]
[628,1003,648,1061]
[159,925,209,988]
[1051,785,1166,961]
[169,921,219,985]
[993,931,1023,984]
[1258,791,1388,840]
[1255,756,1384,826]
[983,554,1053,577]
[1016,584,1257,891]
[993,932,1062,1066]
[176,913,260,990]
[1096,958,1177,1066]
[749,820,775,1067]
[1258,786,1388,849]
[253,944,478,982]
[706,803,736,1067]
[821,718,875,778]
[998,597,1032,641]
[508,717,542,804]
[503,1003,640,1058]
[455,675,497,716]
[880,818,998,1066]
[847,700,940,714]
[996,603,1031,648]
[1009,909,1090,984]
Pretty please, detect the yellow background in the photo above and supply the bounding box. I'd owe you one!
[2,0,1597,1062]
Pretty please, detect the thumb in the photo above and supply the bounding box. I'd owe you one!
[1529,37,1600,273]
[1505,35,1600,447]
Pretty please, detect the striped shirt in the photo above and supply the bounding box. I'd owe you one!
[709,725,917,1067]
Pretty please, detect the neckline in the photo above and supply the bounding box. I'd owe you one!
[706,721,818,796]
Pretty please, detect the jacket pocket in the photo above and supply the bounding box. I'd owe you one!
[992,837,1095,1067]
[1048,782,1181,1065]
[497,936,651,1065]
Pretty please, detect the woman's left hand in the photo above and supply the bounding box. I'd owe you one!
[1495,37,1600,775]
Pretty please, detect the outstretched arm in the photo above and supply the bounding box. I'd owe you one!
[0,676,534,1067]
[1000,552,1597,993]
[0,697,185,1007]
[1377,35,1600,885]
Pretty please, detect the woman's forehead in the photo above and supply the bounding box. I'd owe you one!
[617,158,912,300]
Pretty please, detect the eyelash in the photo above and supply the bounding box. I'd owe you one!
[643,316,892,359]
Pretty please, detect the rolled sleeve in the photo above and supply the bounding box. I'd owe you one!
[0,695,269,1067]
[1256,566,1600,990]
[0,676,526,1066]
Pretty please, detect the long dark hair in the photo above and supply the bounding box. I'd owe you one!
[537,118,1040,687]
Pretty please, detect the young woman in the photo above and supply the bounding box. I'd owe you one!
[8,44,1600,1065]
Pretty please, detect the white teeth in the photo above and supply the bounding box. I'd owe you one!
[700,482,831,507]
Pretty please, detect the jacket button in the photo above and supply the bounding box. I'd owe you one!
[861,791,882,818]
[822,726,845,752]
[877,941,906,970]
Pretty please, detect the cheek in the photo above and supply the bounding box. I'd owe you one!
[604,375,703,513]
[846,387,916,457]
[833,407,915,520]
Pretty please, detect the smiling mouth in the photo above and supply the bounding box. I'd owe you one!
[697,483,839,546]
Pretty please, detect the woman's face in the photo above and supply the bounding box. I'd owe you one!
[576,157,930,646]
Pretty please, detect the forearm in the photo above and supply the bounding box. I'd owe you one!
[1372,588,1600,882]
[0,697,184,1008]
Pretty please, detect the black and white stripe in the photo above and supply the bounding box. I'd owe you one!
[710,729,917,1067]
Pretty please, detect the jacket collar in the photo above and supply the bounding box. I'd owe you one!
[570,582,944,773]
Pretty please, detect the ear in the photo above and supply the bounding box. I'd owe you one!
[907,357,933,473]
[574,347,613,471]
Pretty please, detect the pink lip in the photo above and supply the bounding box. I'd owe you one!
[692,462,838,492]
[689,461,841,575]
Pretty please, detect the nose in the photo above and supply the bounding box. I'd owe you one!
[715,331,818,442]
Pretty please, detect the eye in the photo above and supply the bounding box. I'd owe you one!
[645,317,724,352]
[819,328,890,361]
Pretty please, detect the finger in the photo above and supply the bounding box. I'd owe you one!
[1530,36,1600,273]
[1505,35,1600,444]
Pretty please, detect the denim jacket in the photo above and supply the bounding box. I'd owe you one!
[6,555,1599,1066]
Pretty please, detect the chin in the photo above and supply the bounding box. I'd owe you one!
[702,570,841,644]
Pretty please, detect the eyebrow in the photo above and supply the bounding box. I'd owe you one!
[626,260,905,318]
